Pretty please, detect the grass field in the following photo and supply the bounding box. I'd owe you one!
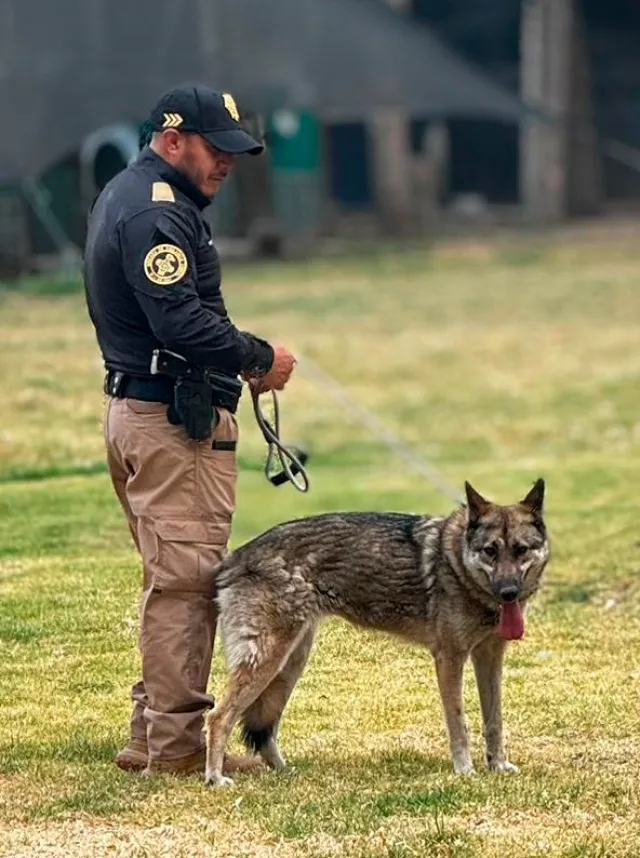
[1,223,640,856]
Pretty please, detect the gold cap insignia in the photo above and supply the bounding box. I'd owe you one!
[162,112,184,129]
[144,244,188,286]
[222,93,240,122]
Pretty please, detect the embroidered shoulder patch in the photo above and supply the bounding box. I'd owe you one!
[151,182,175,203]
[143,244,187,286]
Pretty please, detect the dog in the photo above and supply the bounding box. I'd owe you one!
[204,479,549,786]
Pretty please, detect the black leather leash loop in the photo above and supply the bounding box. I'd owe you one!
[250,386,310,493]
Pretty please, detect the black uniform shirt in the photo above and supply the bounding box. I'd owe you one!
[83,147,274,378]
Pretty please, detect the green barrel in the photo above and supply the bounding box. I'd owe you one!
[267,110,324,236]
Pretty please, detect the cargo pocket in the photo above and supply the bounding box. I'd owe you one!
[140,518,231,594]
[209,408,238,458]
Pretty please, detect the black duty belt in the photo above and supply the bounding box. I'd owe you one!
[104,368,241,415]
[104,371,175,405]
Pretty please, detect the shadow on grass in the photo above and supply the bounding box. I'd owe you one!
[237,748,467,839]
[0,740,589,839]
[232,745,591,844]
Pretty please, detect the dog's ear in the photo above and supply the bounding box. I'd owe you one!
[520,478,545,516]
[464,481,491,526]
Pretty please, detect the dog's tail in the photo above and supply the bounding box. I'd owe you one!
[240,721,275,754]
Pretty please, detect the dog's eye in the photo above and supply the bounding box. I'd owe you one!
[483,545,498,559]
[513,545,529,558]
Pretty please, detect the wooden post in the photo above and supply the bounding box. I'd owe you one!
[520,0,573,220]
[567,5,601,215]
[368,0,413,234]
[411,122,449,229]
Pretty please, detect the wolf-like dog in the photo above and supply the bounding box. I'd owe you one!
[204,479,549,786]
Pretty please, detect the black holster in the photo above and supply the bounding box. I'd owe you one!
[167,378,216,441]
[151,349,242,440]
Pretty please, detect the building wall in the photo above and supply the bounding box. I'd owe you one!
[583,0,640,199]
[412,0,521,205]
[414,0,640,206]
[325,0,524,211]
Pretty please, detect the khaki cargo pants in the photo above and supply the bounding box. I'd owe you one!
[104,395,238,763]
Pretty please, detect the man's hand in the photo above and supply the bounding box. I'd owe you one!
[247,344,296,394]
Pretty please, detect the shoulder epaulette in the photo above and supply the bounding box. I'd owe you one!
[151,181,175,203]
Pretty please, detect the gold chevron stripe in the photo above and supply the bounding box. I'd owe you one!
[162,112,184,129]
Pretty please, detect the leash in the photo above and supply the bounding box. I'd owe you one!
[251,384,310,493]
[297,356,464,505]
[249,357,464,505]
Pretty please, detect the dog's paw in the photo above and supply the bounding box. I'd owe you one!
[488,759,519,774]
[262,748,287,772]
[204,772,235,788]
[453,759,476,776]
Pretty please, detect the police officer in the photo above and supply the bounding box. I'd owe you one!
[83,84,296,776]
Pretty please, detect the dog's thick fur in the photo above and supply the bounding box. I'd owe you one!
[204,480,549,786]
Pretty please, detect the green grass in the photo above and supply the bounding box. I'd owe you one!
[2,224,640,856]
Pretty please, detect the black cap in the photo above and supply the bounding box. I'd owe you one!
[148,85,264,156]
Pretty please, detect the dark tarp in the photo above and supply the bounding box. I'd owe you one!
[0,0,531,182]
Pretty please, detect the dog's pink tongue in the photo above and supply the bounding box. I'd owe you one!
[498,602,524,640]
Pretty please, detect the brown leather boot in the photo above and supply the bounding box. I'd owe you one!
[117,741,265,777]
[114,738,148,772]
